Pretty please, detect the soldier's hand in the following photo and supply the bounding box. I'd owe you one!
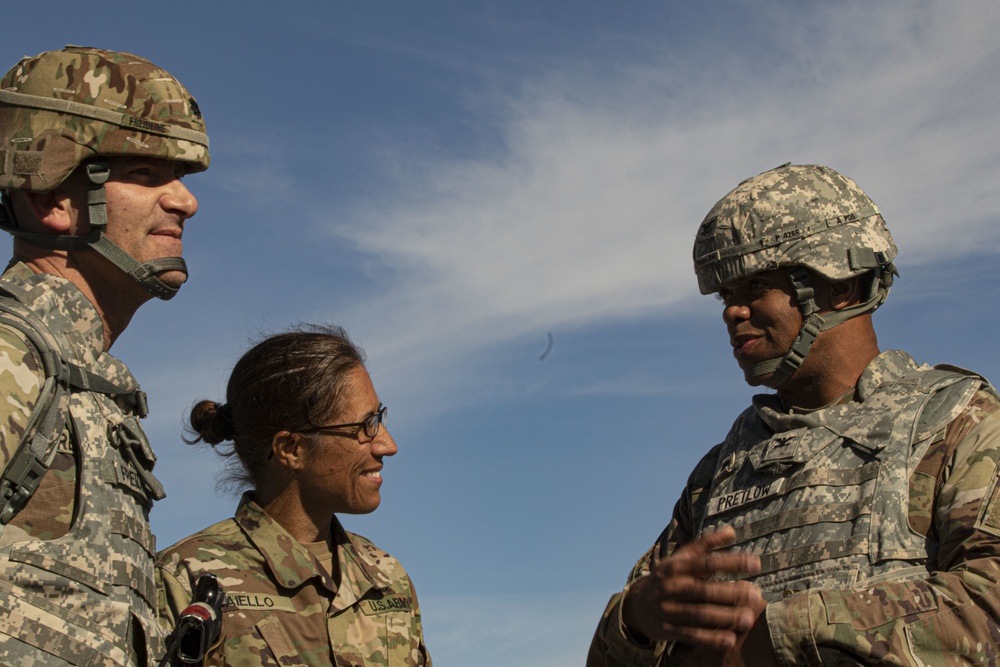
[621,525,762,650]
[676,599,774,667]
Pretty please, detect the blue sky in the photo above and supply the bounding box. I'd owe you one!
[5,2,1000,664]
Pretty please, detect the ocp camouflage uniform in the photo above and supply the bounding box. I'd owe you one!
[156,493,432,667]
[589,350,1000,666]
[0,262,165,665]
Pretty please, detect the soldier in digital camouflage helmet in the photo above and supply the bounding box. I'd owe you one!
[693,164,898,389]
[0,46,209,666]
[588,164,1000,666]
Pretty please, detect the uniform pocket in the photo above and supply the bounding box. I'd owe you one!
[820,579,937,630]
[333,592,421,666]
[384,610,424,666]
[216,615,283,667]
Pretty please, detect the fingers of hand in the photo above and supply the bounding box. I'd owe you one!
[629,580,759,646]
[668,527,761,578]
[668,625,741,652]
[673,526,737,557]
[660,549,761,579]
[625,575,762,647]
[657,579,760,628]
[733,576,768,615]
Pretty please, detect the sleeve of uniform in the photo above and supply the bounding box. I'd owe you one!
[155,563,188,666]
[0,325,43,477]
[405,573,433,666]
[586,446,724,667]
[765,389,1000,666]
[155,560,193,634]
[156,557,227,667]
[585,546,664,667]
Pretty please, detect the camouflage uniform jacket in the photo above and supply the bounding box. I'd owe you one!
[156,493,432,667]
[588,350,1000,666]
[0,262,165,666]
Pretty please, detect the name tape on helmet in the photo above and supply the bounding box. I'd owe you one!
[0,89,208,147]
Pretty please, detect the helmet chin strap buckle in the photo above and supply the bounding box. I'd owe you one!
[748,314,822,387]
[129,258,188,301]
[87,232,187,301]
[85,161,110,230]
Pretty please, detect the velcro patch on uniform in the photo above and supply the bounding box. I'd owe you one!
[977,470,1000,538]
[707,478,786,517]
[361,595,413,615]
[12,151,42,175]
[225,592,296,612]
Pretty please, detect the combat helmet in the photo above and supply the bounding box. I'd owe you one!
[0,45,210,300]
[693,163,898,387]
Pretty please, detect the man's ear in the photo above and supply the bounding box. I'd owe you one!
[827,276,864,311]
[18,189,74,233]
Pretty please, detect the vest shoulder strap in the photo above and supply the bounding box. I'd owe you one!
[0,293,72,528]
[0,285,147,529]
[912,364,986,443]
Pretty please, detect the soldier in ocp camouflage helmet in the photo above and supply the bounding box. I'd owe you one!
[587,164,1000,666]
[0,46,209,665]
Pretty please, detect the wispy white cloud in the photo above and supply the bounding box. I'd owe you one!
[313,2,1000,411]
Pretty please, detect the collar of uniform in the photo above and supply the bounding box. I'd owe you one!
[329,525,397,613]
[752,349,921,452]
[0,261,137,389]
[235,493,393,606]
[853,349,919,401]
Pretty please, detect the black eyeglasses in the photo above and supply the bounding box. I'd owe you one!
[302,405,387,440]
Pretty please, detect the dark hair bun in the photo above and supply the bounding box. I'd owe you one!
[188,400,237,445]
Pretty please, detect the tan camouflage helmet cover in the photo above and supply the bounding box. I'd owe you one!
[0,45,209,193]
[693,164,897,295]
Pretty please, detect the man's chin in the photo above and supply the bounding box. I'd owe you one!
[741,364,783,389]
[153,270,188,290]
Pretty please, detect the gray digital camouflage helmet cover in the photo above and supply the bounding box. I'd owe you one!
[0,45,209,193]
[694,164,899,387]
[693,163,897,295]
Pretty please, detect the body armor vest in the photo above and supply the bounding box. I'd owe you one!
[699,351,983,600]
[0,271,165,666]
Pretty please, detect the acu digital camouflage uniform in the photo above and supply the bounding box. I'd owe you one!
[588,165,1000,666]
[590,354,1000,665]
[156,494,432,667]
[0,263,165,665]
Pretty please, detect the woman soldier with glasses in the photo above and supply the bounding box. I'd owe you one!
[155,325,431,666]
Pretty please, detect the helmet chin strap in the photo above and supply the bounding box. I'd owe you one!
[745,263,893,388]
[0,160,187,300]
